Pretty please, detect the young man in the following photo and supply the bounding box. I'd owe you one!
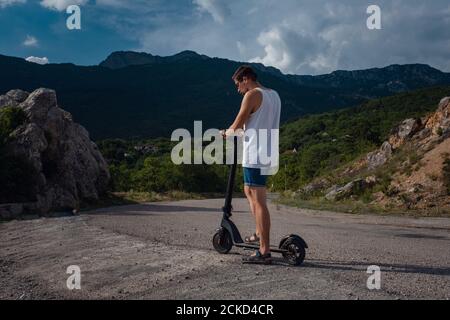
[222,65,281,265]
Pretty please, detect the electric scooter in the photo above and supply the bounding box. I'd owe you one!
[212,136,308,266]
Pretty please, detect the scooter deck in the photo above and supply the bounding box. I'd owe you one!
[235,243,288,254]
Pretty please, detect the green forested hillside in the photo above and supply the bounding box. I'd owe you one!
[272,85,450,190]
[97,138,244,193]
[1,51,450,140]
[99,85,450,194]
[0,53,361,139]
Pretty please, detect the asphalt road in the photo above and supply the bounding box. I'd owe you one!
[1,198,449,300]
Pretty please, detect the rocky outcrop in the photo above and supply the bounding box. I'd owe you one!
[425,97,450,135]
[0,89,30,109]
[325,183,356,201]
[364,99,450,171]
[325,177,377,201]
[0,88,110,218]
[327,97,450,209]
[366,118,424,170]
[366,141,393,169]
[388,118,423,149]
[300,178,331,195]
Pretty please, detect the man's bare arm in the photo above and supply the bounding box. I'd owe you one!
[224,90,261,136]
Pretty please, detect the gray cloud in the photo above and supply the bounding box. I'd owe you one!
[40,0,87,11]
[0,0,25,8]
[90,0,450,75]
[23,35,38,47]
[193,0,231,24]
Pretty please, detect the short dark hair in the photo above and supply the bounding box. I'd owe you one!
[232,65,257,82]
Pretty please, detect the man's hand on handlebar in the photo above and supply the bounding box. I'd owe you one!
[220,128,244,138]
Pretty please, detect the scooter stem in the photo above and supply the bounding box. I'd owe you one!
[223,136,238,218]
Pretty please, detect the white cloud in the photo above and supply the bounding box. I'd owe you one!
[26,56,49,65]
[95,0,139,8]
[83,0,450,75]
[249,14,334,75]
[250,28,292,72]
[95,0,122,7]
[40,0,87,11]
[23,35,38,47]
[247,7,258,15]
[193,0,230,24]
[236,41,246,56]
[0,0,25,8]
[241,0,450,75]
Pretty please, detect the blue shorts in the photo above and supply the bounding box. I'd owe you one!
[243,167,268,187]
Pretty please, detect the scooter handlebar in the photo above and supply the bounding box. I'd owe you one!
[220,129,244,139]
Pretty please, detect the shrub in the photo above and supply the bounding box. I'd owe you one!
[443,158,450,195]
[0,106,27,144]
[0,154,37,203]
[0,106,36,203]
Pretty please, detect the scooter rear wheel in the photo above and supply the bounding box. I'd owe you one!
[213,228,233,254]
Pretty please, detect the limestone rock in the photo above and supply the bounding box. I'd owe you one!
[302,178,331,195]
[0,88,110,216]
[388,118,423,149]
[0,89,30,109]
[0,95,16,109]
[425,97,450,135]
[366,141,393,169]
[325,179,367,201]
[6,89,30,103]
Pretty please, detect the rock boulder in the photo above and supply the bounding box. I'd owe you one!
[325,179,368,201]
[366,141,393,169]
[0,88,110,217]
[425,97,450,135]
[388,118,423,149]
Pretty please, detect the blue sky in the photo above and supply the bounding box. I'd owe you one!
[1,0,449,75]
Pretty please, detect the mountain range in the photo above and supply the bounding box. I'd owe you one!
[1,50,449,139]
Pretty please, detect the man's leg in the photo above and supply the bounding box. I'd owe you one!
[244,186,260,238]
[251,186,271,255]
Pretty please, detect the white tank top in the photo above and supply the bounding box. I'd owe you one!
[242,87,281,173]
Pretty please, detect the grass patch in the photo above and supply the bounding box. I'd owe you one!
[79,190,233,211]
[275,192,450,217]
[276,191,389,215]
[113,191,206,203]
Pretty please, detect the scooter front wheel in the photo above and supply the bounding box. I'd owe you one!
[213,228,233,254]
[280,237,306,266]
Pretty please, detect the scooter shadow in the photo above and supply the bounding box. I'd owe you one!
[236,250,302,267]
[301,259,450,276]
